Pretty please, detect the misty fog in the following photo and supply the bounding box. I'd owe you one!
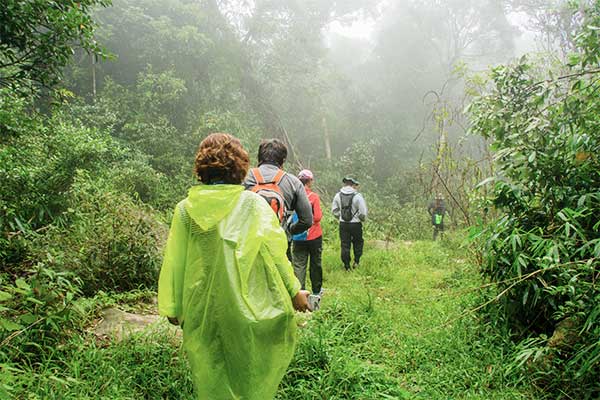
[69,1,569,174]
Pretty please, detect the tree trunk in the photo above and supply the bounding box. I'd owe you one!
[322,115,332,161]
[202,0,302,169]
[91,53,97,101]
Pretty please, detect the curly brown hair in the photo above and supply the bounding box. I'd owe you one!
[194,133,250,184]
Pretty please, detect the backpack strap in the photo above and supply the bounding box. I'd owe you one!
[340,191,356,202]
[252,168,285,185]
[273,169,285,185]
[252,168,265,184]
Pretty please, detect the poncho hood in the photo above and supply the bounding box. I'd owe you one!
[184,184,245,230]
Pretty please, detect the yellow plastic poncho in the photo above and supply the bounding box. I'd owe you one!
[158,184,301,400]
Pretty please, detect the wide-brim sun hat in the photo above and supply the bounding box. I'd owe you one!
[298,169,314,180]
[342,176,359,185]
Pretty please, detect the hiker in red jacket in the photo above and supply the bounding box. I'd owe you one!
[291,169,324,296]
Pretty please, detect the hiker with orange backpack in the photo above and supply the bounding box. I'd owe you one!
[244,139,313,260]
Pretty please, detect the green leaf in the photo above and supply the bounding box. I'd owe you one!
[13,217,26,233]
[19,313,37,324]
[0,318,23,332]
[0,291,12,302]
[476,177,496,188]
[568,53,581,67]
[25,297,45,305]
[15,279,30,291]
[594,241,600,258]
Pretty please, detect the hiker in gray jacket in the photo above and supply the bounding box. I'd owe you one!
[332,177,367,270]
[244,138,313,260]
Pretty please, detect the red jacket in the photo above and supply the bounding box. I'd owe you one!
[306,188,322,240]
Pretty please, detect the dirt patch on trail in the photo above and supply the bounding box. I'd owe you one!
[91,301,317,341]
[370,240,395,250]
[91,307,180,341]
[369,240,414,250]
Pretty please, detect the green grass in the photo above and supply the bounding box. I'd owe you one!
[279,238,536,399]
[2,236,538,399]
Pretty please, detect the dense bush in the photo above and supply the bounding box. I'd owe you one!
[365,197,430,241]
[0,266,84,367]
[469,2,600,396]
[30,173,167,296]
[0,93,121,266]
[100,154,191,211]
[84,72,196,176]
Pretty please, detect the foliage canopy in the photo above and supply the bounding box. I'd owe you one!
[0,0,110,94]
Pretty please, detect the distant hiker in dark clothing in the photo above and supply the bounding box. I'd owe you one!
[244,139,313,260]
[332,177,367,270]
[428,194,446,240]
[292,169,324,295]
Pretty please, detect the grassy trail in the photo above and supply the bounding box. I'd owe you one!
[10,238,536,399]
[278,239,535,399]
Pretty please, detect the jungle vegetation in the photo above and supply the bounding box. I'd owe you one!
[1,0,599,398]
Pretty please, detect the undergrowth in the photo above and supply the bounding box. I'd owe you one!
[1,236,537,399]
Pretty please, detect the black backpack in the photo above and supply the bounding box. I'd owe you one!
[340,192,357,222]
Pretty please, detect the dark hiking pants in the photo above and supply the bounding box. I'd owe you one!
[292,237,323,294]
[433,223,444,240]
[339,222,363,269]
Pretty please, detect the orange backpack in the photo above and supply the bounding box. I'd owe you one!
[250,168,287,223]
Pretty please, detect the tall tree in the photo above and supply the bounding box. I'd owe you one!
[0,0,110,94]
[507,0,592,56]
[201,0,376,163]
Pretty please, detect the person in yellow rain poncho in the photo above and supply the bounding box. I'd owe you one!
[158,133,310,400]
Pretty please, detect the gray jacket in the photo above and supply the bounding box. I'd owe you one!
[332,186,367,223]
[244,163,313,236]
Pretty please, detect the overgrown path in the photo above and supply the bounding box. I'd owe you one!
[276,239,534,399]
[19,239,535,399]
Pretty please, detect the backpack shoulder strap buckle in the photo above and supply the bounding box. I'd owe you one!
[273,169,285,185]
[252,168,265,184]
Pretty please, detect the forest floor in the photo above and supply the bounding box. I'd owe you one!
[15,236,539,399]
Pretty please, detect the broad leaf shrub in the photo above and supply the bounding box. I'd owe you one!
[468,3,600,397]
[30,172,167,296]
[100,154,190,211]
[0,92,121,267]
[0,265,84,399]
